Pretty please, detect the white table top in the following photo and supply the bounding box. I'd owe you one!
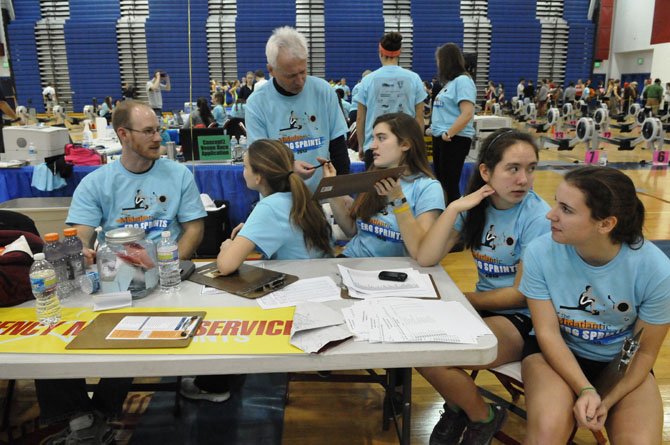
[0,257,497,379]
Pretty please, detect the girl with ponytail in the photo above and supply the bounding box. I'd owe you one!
[216,139,332,275]
[415,128,550,444]
[520,166,669,443]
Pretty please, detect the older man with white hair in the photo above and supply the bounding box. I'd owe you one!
[245,26,349,192]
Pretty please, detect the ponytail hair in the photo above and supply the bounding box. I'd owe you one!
[247,139,333,256]
[462,128,539,250]
[564,166,644,247]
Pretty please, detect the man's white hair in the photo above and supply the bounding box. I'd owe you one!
[266,26,308,68]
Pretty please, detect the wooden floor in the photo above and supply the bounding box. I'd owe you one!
[281,123,670,444]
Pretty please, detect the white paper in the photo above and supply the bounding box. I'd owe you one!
[289,302,352,353]
[257,276,342,309]
[338,265,438,299]
[105,314,198,340]
[200,193,227,211]
[0,235,33,256]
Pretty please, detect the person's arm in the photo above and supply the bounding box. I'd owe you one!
[414,102,424,132]
[374,177,440,259]
[163,74,171,92]
[528,298,602,428]
[593,320,668,430]
[442,101,474,141]
[149,73,161,91]
[328,135,350,175]
[464,262,526,310]
[216,236,256,275]
[72,224,97,265]
[356,102,366,159]
[321,160,357,237]
[176,219,204,260]
[416,184,494,266]
[0,101,16,120]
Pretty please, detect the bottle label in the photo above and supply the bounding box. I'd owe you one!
[30,275,57,293]
[157,246,179,262]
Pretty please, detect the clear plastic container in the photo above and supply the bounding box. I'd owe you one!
[43,232,72,300]
[157,231,181,293]
[30,253,62,326]
[96,227,158,299]
[63,227,86,289]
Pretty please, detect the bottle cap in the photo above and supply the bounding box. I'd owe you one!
[34,252,45,260]
[44,233,59,242]
[63,228,77,236]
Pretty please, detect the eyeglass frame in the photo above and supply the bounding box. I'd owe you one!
[122,126,162,138]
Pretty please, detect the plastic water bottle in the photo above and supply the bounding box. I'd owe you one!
[63,228,86,289]
[157,231,181,292]
[27,142,37,163]
[29,253,62,326]
[239,135,247,156]
[82,121,93,148]
[43,232,72,300]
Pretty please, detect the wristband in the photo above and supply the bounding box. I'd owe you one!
[393,203,410,214]
[578,386,596,397]
[388,196,407,207]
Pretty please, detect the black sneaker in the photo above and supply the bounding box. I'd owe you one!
[429,403,468,445]
[460,403,507,445]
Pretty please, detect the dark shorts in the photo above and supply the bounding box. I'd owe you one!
[522,335,609,382]
[480,310,533,340]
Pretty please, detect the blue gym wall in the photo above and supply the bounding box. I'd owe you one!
[7,0,595,112]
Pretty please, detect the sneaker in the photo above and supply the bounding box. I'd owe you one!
[42,412,115,445]
[429,403,468,445]
[180,377,231,402]
[460,403,508,445]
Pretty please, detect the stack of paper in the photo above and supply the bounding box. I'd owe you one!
[338,265,438,299]
[290,302,352,353]
[341,298,492,344]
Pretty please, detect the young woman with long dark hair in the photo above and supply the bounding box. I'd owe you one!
[415,128,550,444]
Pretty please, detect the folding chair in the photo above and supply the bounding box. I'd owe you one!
[474,361,608,445]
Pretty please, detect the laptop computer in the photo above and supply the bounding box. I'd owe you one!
[179,128,232,162]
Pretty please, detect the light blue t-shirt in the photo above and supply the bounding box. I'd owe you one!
[354,65,427,150]
[229,103,245,119]
[245,77,348,192]
[344,175,444,258]
[431,74,476,139]
[454,191,550,315]
[66,158,206,245]
[351,83,362,104]
[238,192,329,260]
[213,104,226,127]
[521,234,670,361]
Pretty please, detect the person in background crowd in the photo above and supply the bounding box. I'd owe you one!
[663,82,670,114]
[183,97,216,129]
[645,78,663,115]
[520,166,669,444]
[430,42,476,205]
[122,83,138,100]
[335,78,350,100]
[238,71,255,100]
[212,92,226,128]
[245,26,349,192]
[323,112,444,259]
[254,69,268,90]
[146,71,171,116]
[563,82,576,105]
[42,83,57,114]
[416,128,549,445]
[98,96,114,122]
[354,31,426,169]
[524,80,535,102]
[517,78,525,101]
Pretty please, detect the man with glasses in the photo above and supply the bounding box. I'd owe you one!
[35,100,206,445]
[245,26,349,192]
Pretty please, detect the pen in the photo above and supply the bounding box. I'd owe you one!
[179,316,199,337]
[309,160,331,170]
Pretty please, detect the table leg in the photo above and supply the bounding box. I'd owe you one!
[401,368,412,445]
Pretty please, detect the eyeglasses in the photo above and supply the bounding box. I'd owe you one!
[123,127,161,138]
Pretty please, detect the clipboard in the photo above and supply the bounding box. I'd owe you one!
[66,311,206,350]
[340,274,442,300]
[188,263,299,299]
[313,166,405,200]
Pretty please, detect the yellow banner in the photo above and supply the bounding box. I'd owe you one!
[0,307,303,355]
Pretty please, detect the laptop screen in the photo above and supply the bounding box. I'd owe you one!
[179,128,232,161]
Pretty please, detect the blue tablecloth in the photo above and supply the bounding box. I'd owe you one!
[0,162,473,227]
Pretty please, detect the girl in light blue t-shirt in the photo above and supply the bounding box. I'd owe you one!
[415,128,549,444]
[323,112,444,260]
[216,139,333,275]
[520,167,670,443]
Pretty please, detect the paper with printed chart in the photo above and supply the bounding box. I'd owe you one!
[337,265,438,299]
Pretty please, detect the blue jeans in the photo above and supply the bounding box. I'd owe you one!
[35,378,133,424]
